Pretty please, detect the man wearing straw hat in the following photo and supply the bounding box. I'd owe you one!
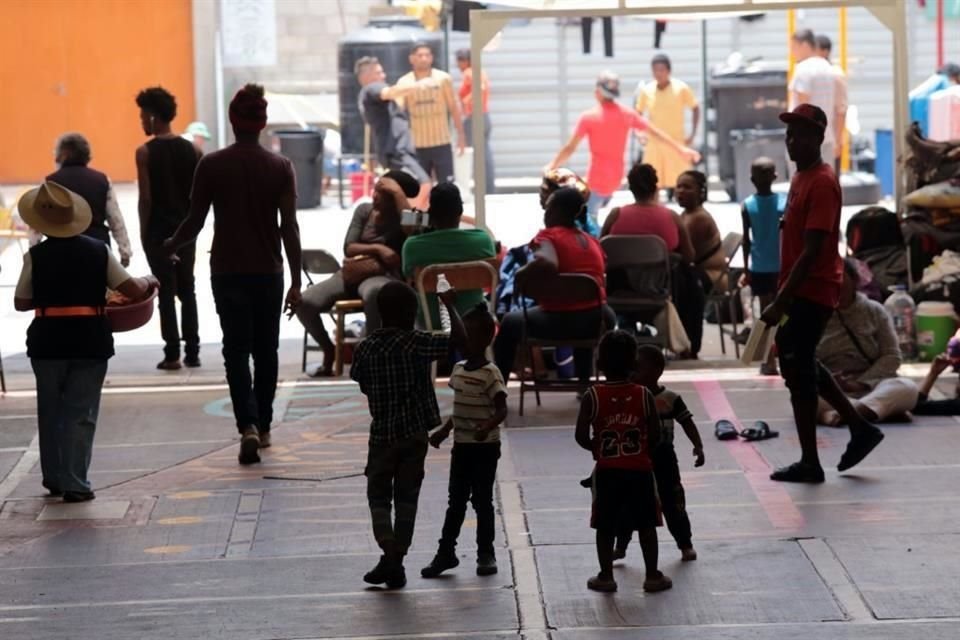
[14,181,157,502]
[164,84,303,466]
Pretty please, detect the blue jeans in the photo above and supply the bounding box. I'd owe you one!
[31,358,108,494]
[584,191,611,237]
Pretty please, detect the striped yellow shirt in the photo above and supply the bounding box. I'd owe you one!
[397,68,454,149]
[449,361,507,443]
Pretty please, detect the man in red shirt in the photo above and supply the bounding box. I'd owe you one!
[546,71,699,234]
[761,104,884,483]
[456,49,495,194]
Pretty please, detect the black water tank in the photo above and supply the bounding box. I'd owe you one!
[338,16,443,156]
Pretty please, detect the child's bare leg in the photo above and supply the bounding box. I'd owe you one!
[596,530,615,577]
[637,527,659,578]
[759,293,779,373]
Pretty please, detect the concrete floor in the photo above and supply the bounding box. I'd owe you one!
[1,367,958,639]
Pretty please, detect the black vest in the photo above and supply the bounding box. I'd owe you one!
[47,165,111,245]
[27,235,114,360]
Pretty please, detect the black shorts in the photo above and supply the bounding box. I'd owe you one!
[775,297,834,396]
[750,271,780,297]
[590,468,659,532]
[416,145,455,183]
[385,151,430,186]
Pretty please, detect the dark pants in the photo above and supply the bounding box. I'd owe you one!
[673,261,705,356]
[416,145,455,184]
[211,273,284,433]
[438,442,501,556]
[147,243,199,361]
[31,359,108,494]
[494,305,617,382]
[464,113,495,194]
[615,445,692,551]
[913,395,960,416]
[366,434,429,557]
[776,298,834,400]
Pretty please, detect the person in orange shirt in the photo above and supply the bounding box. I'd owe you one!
[456,49,495,194]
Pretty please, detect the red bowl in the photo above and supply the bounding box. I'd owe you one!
[106,289,158,333]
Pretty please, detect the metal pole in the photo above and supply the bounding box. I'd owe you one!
[839,7,850,172]
[700,19,709,180]
[214,29,226,150]
[891,0,910,208]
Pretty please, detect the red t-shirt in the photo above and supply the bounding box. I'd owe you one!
[532,226,607,312]
[778,162,843,308]
[609,203,680,251]
[588,382,655,471]
[574,102,649,196]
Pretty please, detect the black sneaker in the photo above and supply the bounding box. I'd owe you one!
[42,481,63,497]
[421,552,459,578]
[364,555,394,585]
[238,427,261,465]
[770,461,825,483]
[838,426,885,472]
[63,491,96,503]
[184,356,201,368]
[587,573,617,592]
[385,564,407,589]
[612,548,627,561]
[477,552,498,576]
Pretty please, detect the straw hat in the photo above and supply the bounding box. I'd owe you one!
[18,181,91,238]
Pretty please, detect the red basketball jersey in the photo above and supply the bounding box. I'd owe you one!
[588,382,656,471]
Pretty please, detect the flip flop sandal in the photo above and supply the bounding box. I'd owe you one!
[739,420,779,442]
[714,419,739,441]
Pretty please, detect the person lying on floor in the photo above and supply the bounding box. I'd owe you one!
[816,258,919,425]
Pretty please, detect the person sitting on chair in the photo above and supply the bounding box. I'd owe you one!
[296,171,418,376]
[401,183,496,329]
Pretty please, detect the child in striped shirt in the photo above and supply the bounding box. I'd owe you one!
[423,304,508,578]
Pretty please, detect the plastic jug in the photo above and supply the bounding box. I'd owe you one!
[436,273,452,332]
[884,285,917,360]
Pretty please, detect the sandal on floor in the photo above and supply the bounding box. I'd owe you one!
[714,419,739,441]
[739,421,779,442]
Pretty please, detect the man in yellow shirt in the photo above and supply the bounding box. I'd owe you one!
[635,54,700,199]
[397,43,465,187]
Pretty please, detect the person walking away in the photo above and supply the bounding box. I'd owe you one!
[741,157,786,376]
[816,259,919,425]
[761,104,885,483]
[635,54,700,200]
[422,305,507,578]
[456,48,495,194]
[397,43,466,187]
[135,86,201,370]
[612,344,704,562]
[575,330,671,594]
[402,183,496,328]
[49,133,133,267]
[351,282,466,589]
[164,84,303,465]
[355,56,432,208]
[14,181,157,502]
[814,34,849,174]
[789,30,842,167]
[547,72,699,235]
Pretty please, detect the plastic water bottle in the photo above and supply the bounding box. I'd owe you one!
[436,273,452,332]
[884,285,917,360]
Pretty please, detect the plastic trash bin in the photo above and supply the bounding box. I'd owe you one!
[728,128,789,201]
[275,128,325,209]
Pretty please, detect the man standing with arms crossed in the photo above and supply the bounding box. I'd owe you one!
[546,72,699,234]
[761,104,884,483]
[397,43,466,187]
[164,84,303,465]
[356,56,432,208]
[635,54,700,201]
[789,30,843,168]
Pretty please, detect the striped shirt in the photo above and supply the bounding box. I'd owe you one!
[397,68,454,149]
[449,361,507,443]
[653,386,693,447]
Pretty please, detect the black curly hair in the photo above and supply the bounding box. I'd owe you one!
[597,330,639,379]
[627,162,659,201]
[135,86,177,123]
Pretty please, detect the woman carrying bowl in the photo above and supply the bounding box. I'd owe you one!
[14,181,157,502]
